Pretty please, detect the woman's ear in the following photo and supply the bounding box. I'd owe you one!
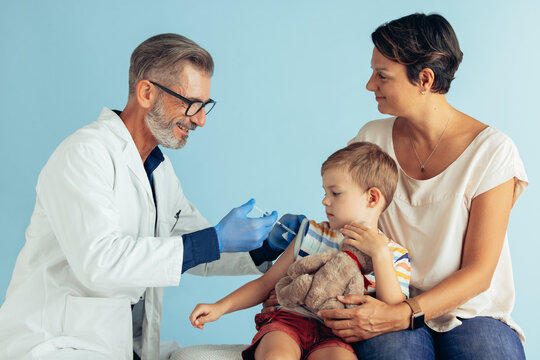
[367,187,383,209]
[136,79,157,110]
[418,67,435,94]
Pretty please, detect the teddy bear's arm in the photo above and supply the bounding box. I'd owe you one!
[343,275,366,309]
[287,251,337,278]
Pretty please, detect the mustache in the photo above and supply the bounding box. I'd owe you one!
[173,119,197,131]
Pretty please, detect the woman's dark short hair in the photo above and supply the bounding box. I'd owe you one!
[372,13,463,94]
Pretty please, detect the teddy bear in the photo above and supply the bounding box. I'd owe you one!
[275,242,373,313]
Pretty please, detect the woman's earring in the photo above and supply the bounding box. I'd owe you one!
[421,90,426,95]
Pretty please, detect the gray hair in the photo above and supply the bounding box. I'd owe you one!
[128,33,214,95]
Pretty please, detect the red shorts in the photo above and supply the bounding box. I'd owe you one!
[241,309,354,359]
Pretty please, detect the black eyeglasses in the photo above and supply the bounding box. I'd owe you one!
[150,81,216,116]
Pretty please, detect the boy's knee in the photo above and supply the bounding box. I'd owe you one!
[257,348,299,360]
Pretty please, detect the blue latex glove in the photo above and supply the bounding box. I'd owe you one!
[267,213,307,251]
[214,199,278,253]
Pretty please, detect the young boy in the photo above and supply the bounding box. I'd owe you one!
[190,142,410,360]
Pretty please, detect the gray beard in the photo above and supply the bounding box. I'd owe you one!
[145,97,193,149]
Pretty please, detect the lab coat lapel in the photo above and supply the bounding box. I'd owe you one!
[98,107,154,203]
[124,144,154,205]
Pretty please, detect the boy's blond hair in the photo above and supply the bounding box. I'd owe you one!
[321,142,398,211]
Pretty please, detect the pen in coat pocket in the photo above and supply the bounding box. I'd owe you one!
[170,210,181,233]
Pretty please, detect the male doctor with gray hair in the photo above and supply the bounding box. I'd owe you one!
[0,33,304,360]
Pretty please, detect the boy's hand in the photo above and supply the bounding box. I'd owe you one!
[340,222,389,258]
[189,303,225,329]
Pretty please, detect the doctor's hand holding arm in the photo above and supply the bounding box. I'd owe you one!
[250,213,306,265]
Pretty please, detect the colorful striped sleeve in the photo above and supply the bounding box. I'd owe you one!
[389,241,411,298]
[293,220,342,259]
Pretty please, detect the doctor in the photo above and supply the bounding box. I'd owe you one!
[0,33,302,360]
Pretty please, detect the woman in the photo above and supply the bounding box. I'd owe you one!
[317,13,528,359]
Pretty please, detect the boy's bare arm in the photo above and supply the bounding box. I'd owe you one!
[341,223,405,304]
[190,238,296,327]
[369,247,405,304]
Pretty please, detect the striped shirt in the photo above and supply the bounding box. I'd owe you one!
[294,220,411,298]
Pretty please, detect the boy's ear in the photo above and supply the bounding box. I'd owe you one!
[367,187,383,208]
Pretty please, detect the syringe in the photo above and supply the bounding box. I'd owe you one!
[253,205,297,236]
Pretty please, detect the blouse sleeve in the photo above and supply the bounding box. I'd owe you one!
[474,132,528,204]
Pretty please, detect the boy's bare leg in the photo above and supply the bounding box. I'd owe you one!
[307,346,358,360]
[254,330,301,360]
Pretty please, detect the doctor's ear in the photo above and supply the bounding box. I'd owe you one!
[366,187,383,208]
[135,80,158,110]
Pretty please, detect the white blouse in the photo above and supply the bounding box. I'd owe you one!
[349,117,528,341]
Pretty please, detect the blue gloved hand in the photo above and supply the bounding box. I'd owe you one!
[267,213,307,251]
[214,199,278,253]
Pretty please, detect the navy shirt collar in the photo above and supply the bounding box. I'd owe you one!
[144,146,165,182]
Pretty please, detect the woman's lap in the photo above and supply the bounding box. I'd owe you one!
[352,326,434,360]
[352,317,524,360]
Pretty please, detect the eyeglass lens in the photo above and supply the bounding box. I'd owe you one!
[187,101,215,116]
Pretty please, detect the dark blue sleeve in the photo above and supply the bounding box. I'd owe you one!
[249,240,283,266]
[181,227,221,273]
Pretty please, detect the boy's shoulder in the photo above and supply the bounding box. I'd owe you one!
[380,230,408,256]
[307,220,340,238]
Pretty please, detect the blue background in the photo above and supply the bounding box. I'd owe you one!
[1,0,539,357]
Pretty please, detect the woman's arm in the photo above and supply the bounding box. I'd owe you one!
[341,224,405,304]
[190,237,296,327]
[414,178,514,319]
[319,178,515,342]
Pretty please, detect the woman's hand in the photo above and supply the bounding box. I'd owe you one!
[260,289,279,314]
[318,294,411,342]
[341,222,389,258]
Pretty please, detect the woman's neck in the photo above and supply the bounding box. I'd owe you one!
[398,96,455,146]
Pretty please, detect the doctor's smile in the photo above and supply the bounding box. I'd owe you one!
[176,122,192,135]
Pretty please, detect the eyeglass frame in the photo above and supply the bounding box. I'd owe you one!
[149,80,216,116]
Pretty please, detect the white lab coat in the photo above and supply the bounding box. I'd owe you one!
[0,107,265,360]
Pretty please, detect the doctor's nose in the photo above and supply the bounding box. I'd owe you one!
[190,110,206,128]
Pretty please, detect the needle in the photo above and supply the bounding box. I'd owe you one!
[253,205,297,236]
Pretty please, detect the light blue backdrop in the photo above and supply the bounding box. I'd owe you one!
[1,0,539,357]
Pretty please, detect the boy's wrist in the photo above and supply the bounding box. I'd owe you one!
[370,244,391,262]
[215,300,229,316]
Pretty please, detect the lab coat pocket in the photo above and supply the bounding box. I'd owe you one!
[63,295,132,359]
